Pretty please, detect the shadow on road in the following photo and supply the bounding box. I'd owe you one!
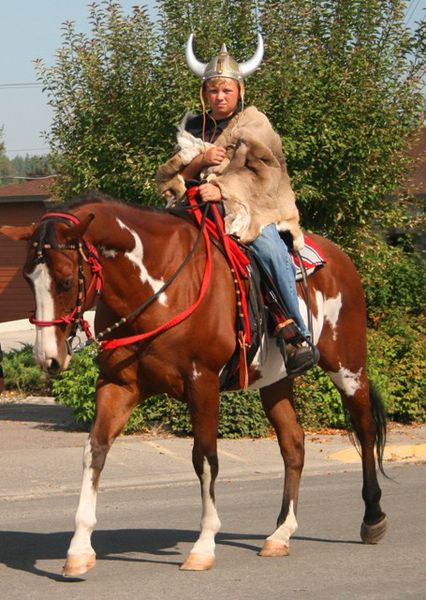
[0,402,82,431]
[0,527,361,581]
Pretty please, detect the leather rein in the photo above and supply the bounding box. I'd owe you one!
[30,204,212,354]
[29,212,103,354]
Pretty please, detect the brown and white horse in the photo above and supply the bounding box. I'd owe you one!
[0,195,387,576]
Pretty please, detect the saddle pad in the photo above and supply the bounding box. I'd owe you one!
[292,234,326,280]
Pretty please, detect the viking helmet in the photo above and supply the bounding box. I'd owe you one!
[185,33,264,82]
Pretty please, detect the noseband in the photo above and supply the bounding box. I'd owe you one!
[29,212,103,354]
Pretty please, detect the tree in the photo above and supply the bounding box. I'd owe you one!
[35,0,425,240]
[10,154,54,178]
[0,127,16,184]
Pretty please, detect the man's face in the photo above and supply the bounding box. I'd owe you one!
[205,79,240,120]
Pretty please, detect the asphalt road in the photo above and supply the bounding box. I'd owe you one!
[1,396,425,599]
[1,459,425,598]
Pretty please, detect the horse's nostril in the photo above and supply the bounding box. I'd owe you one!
[47,358,61,375]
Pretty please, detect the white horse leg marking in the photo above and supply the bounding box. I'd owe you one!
[328,366,363,397]
[67,438,97,559]
[190,457,221,558]
[117,218,168,305]
[27,264,59,369]
[266,500,298,547]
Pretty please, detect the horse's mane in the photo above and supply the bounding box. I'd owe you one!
[64,190,165,215]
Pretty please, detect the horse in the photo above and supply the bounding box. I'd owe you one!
[0,193,388,576]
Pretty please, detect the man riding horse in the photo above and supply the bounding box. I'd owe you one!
[156,34,319,377]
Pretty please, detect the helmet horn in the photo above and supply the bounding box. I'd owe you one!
[185,34,207,78]
[239,33,264,78]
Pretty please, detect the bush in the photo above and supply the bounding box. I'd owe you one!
[368,313,426,423]
[347,230,426,323]
[2,345,50,395]
[50,347,270,436]
[6,311,425,432]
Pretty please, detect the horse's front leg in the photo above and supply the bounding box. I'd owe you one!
[63,380,139,577]
[180,371,221,571]
[259,378,304,557]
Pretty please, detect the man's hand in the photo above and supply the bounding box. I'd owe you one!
[201,146,227,167]
[198,183,222,202]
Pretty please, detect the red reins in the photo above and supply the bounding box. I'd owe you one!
[29,212,103,342]
[30,196,251,363]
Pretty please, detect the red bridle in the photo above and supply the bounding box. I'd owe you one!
[29,212,103,350]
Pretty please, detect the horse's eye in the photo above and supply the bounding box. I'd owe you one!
[58,278,72,292]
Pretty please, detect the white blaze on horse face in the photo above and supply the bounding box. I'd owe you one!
[27,263,59,368]
[328,365,362,397]
[116,218,168,306]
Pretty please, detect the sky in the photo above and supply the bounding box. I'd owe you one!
[0,0,157,158]
[0,0,424,159]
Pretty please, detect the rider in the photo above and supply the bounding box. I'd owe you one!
[156,34,319,376]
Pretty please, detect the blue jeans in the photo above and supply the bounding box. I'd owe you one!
[250,224,310,339]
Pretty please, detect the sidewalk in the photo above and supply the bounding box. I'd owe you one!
[1,316,425,500]
[0,395,425,502]
[0,312,95,353]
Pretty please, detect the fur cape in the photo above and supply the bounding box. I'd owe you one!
[156,106,303,248]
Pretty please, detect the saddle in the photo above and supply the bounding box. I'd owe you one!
[168,191,326,390]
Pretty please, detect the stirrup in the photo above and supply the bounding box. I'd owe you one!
[273,319,305,345]
[277,336,320,378]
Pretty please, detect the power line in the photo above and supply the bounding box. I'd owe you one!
[0,175,58,181]
[6,147,49,152]
[0,82,43,89]
[405,0,423,26]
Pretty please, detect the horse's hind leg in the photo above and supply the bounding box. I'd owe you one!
[326,364,388,544]
[259,378,304,557]
[180,371,221,571]
[63,380,139,577]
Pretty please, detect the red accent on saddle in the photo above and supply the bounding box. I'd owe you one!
[292,235,326,278]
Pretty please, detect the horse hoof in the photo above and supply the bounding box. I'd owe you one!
[258,540,290,557]
[180,553,215,571]
[360,515,388,544]
[62,552,96,577]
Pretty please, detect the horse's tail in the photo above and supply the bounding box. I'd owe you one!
[369,383,387,477]
[346,382,388,477]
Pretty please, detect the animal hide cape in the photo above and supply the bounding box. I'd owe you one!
[156,106,304,248]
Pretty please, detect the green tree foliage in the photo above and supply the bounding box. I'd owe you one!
[35,0,424,239]
[28,1,426,433]
[10,154,54,178]
[0,127,16,184]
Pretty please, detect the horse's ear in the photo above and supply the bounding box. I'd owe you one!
[0,224,36,241]
[63,213,95,241]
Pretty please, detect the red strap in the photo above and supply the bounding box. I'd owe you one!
[41,212,81,225]
[100,198,213,351]
[185,189,251,345]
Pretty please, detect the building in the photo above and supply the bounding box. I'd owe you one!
[0,177,55,322]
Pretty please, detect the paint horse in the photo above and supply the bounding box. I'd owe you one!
[0,194,388,576]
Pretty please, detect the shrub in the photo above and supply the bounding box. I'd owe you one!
[2,345,50,395]
[50,348,270,437]
[368,313,426,423]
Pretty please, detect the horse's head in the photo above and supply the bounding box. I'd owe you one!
[0,212,98,374]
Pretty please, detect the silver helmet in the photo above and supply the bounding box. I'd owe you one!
[185,33,264,82]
